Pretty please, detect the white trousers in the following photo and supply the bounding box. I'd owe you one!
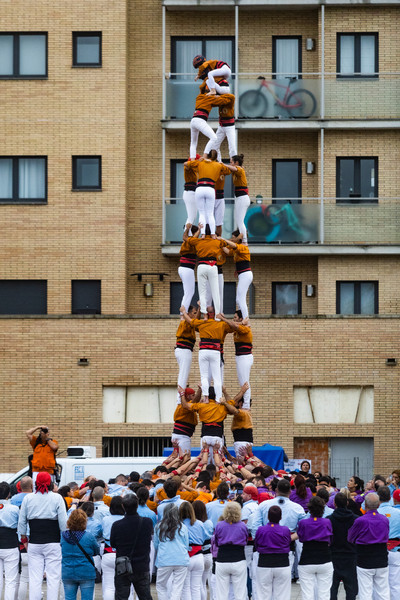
[235,354,253,408]
[101,553,116,600]
[201,553,212,600]
[252,551,259,600]
[190,117,217,159]
[199,349,222,401]
[27,542,61,600]
[256,565,291,600]
[206,66,232,91]
[197,263,220,315]
[388,551,400,599]
[298,562,333,600]
[178,266,196,312]
[171,433,191,454]
[206,273,224,314]
[183,190,197,226]
[0,547,19,600]
[16,552,29,600]
[236,271,253,319]
[182,553,205,600]
[215,125,237,158]
[196,186,216,235]
[234,195,250,244]
[214,197,225,227]
[233,441,253,458]
[215,560,247,600]
[156,565,187,600]
[175,347,193,400]
[357,565,390,600]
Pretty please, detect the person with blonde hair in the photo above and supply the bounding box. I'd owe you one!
[213,502,248,600]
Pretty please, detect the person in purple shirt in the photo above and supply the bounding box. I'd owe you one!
[254,505,294,599]
[297,496,333,600]
[347,492,390,600]
[289,474,313,512]
[212,502,248,600]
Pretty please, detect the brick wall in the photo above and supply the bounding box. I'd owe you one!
[294,438,330,476]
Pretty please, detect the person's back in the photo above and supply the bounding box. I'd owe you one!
[328,504,358,554]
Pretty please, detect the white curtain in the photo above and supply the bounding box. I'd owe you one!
[276,284,299,315]
[340,36,355,74]
[19,35,46,75]
[175,40,202,80]
[77,36,100,64]
[0,35,13,75]
[174,162,185,199]
[205,40,233,69]
[0,159,13,199]
[360,35,375,74]
[19,158,45,199]
[339,283,355,314]
[275,38,299,78]
[360,283,376,314]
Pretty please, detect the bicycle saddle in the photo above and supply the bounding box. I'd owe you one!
[257,75,266,80]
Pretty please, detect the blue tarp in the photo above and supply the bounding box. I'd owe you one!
[163,443,285,470]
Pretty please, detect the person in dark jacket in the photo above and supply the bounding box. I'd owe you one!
[327,492,359,600]
[110,494,153,600]
[60,508,100,600]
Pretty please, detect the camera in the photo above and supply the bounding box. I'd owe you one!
[41,427,48,434]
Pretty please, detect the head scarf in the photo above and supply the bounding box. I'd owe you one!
[35,472,51,494]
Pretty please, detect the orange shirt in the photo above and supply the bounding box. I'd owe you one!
[198,59,229,82]
[232,166,248,189]
[191,317,231,342]
[186,160,232,187]
[187,236,224,259]
[218,94,235,127]
[234,324,253,345]
[196,491,213,504]
[173,403,198,426]
[232,409,253,431]
[193,93,234,121]
[184,164,197,184]
[176,319,196,350]
[232,243,251,263]
[188,399,233,424]
[30,437,58,473]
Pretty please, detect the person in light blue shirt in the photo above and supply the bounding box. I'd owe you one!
[11,477,33,507]
[251,479,306,538]
[0,482,20,600]
[154,504,189,600]
[156,480,185,522]
[179,502,206,600]
[92,487,110,523]
[80,502,103,542]
[206,482,230,527]
[388,470,400,497]
[137,487,157,527]
[377,486,400,599]
[101,497,125,600]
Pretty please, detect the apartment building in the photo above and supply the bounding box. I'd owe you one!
[0,1,399,484]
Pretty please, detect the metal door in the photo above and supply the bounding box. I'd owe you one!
[329,438,374,488]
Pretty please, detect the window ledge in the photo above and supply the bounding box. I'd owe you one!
[0,76,48,80]
[71,65,102,69]
[71,188,102,192]
[0,200,47,205]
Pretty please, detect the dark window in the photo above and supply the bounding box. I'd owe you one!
[272,36,302,79]
[336,281,378,315]
[72,156,101,190]
[71,280,101,314]
[0,280,47,314]
[170,159,233,199]
[102,436,172,457]
[336,157,378,203]
[272,282,301,315]
[337,33,378,78]
[171,37,234,80]
[73,32,102,67]
[170,281,254,315]
[0,157,47,203]
[0,33,47,78]
[272,159,301,204]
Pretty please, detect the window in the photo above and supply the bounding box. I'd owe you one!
[71,280,101,314]
[0,157,47,202]
[102,436,172,457]
[337,33,378,78]
[0,280,47,314]
[272,282,301,315]
[272,36,302,79]
[170,282,255,315]
[294,386,374,424]
[272,160,301,204]
[73,32,102,67]
[336,157,378,202]
[171,37,234,80]
[0,33,47,78]
[336,281,378,315]
[103,386,177,424]
[170,159,234,200]
[72,156,101,190]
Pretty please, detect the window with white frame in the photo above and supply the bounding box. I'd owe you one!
[337,33,378,78]
[0,157,47,202]
[0,33,47,78]
[103,386,177,424]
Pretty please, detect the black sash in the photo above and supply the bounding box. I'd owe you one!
[0,526,18,549]
[28,519,60,544]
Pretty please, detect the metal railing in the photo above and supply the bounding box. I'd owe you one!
[163,197,400,245]
[164,73,400,121]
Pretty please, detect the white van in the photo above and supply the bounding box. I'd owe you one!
[6,446,164,487]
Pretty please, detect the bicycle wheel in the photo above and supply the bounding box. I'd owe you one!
[239,90,268,118]
[286,89,317,118]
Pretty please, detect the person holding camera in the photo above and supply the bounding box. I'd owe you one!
[26,425,59,483]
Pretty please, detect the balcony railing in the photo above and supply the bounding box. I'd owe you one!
[163,198,400,245]
[164,73,400,121]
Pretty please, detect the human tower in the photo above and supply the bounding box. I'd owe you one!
[172,55,255,461]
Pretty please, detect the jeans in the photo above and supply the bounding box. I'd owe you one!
[62,580,95,600]
[115,570,152,600]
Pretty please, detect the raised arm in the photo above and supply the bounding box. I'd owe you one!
[25,426,43,442]
[216,312,240,331]
[180,306,194,324]
[217,236,237,249]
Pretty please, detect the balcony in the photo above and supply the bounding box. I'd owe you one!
[163,198,400,252]
[163,73,400,126]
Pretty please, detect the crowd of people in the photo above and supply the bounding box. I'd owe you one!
[1,450,400,600]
